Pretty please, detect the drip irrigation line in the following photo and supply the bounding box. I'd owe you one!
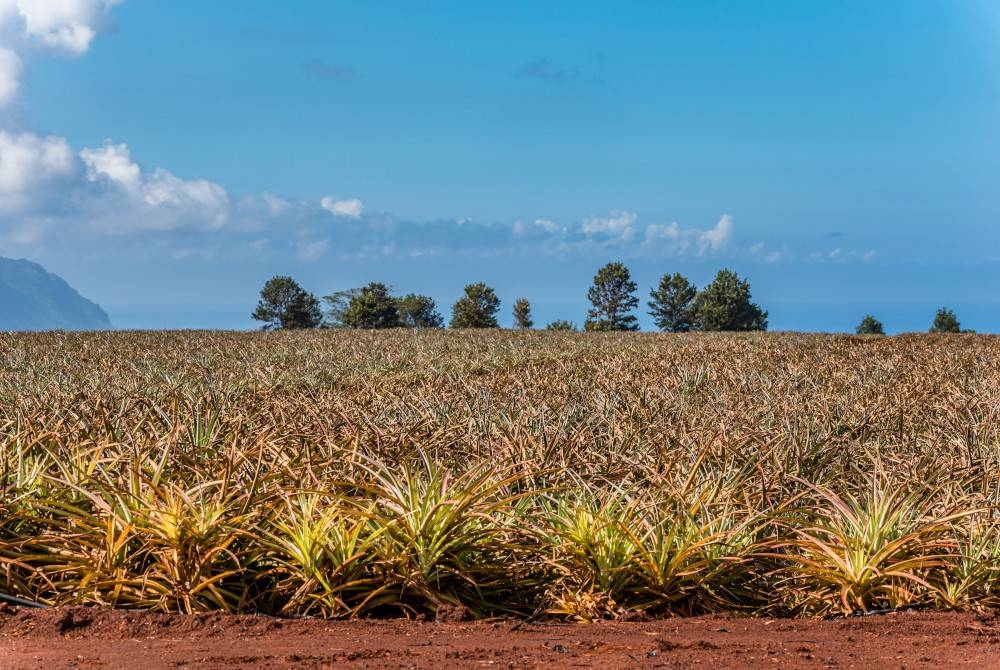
[0,592,46,609]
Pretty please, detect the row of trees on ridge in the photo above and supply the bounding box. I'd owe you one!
[855,308,970,335]
[252,262,767,332]
[252,262,968,334]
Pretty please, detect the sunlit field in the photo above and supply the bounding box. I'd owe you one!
[2,330,998,619]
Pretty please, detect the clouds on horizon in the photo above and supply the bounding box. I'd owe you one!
[0,125,874,267]
[0,1,877,271]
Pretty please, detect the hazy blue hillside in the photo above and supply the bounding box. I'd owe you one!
[0,258,112,331]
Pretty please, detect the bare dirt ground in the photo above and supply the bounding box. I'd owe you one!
[3,605,1000,669]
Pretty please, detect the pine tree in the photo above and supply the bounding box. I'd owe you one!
[512,297,534,329]
[584,262,639,332]
[855,314,884,335]
[690,269,767,332]
[648,272,696,332]
[929,307,960,333]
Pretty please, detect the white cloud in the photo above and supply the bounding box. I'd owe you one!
[643,221,680,244]
[534,218,559,233]
[79,139,229,230]
[0,0,119,107]
[0,130,74,211]
[582,210,636,240]
[79,139,140,189]
[261,192,290,217]
[0,47,22,106]
[698,214,732,254]
[7,0,119,53]
[321,196,363,218]
[810,247,876,264]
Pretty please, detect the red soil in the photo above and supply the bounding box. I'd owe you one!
[2,604,1000,669]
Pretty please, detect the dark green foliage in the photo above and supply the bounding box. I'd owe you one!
[690,269,767,332]
[648,272,697,332]
[855,314,885,335]
[930,307,961,334]
[396,294,444,329]
[252,276,322,330]
[450,283,501,328]
[512,297,534,330]
[545,319,577,331]
[338,282,401,329]
[584,262,639,332]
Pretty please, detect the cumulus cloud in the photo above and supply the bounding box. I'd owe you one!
[643,221,680,244]
[0,0,119,107]
[697,213,733,254]
[0,130,74,211]
[79,139,229,230]
[582,210,637,240]
[79,139,139,188]
[0,47,22,105]
[321,196,363,218]
[15,0,120,53]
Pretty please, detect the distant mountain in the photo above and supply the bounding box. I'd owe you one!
[0,258,112,331]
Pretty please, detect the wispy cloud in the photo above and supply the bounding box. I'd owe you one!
[513,54,609,87]
[298,239,329,261]
[302,57,356,80]
[514,57,580,84]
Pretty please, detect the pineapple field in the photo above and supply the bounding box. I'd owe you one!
[2,330,998,620]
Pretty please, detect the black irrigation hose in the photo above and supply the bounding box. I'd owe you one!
[0,592,46,609]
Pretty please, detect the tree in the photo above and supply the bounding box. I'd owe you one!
[252,276,322,330]
[337,282,400,329]
[512,297,534,330]
[584,262,639,332]
[545,319,577,332]
[690,269,767,332]
[930,307,961,333]
[648,272,697,332]
[396,294,444,328]
[855,315,884,335]
[322,288,360,328]
[450,282,501,328]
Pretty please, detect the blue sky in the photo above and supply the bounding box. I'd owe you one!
[1,1,998,331]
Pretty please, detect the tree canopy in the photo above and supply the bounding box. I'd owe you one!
[251,276,322,330]
[856,314,885,335]
[450,282,501,328]
[930,307,961,333]
[545,319,577,331]
[690,269,767,332]
[396,293,444,328]
[584,262,639,332]
[337,282,401,329]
